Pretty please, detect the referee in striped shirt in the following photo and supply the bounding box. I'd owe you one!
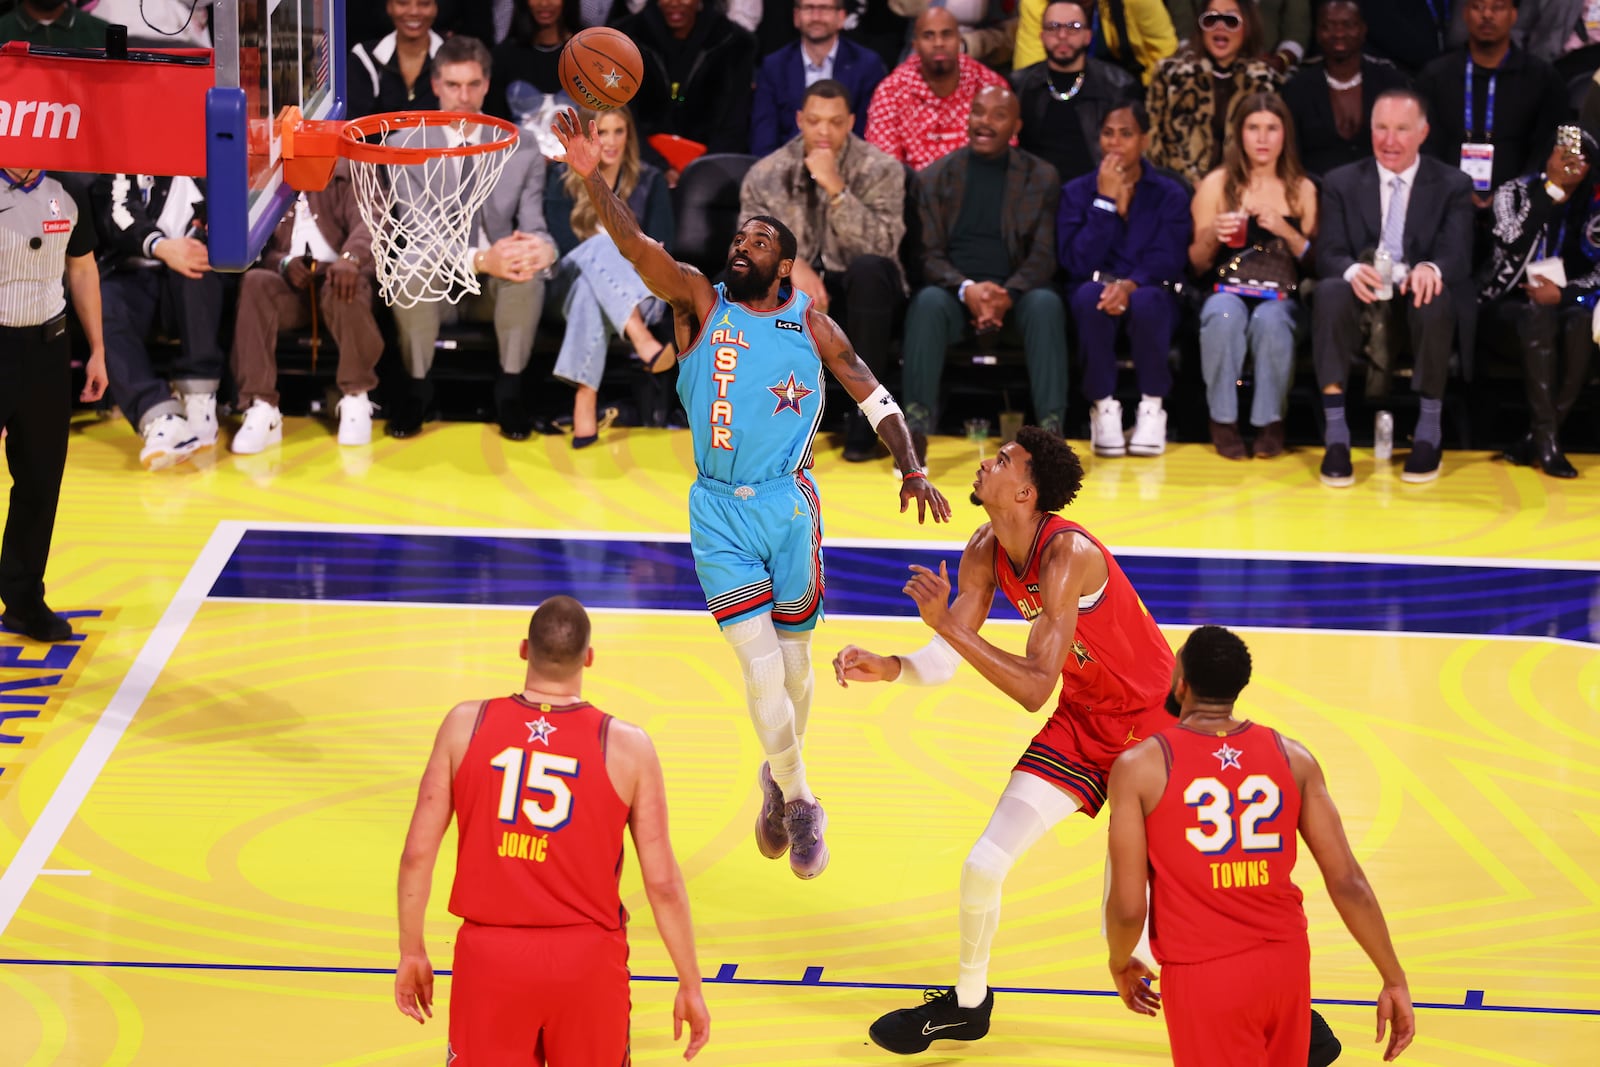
[0,166,106,643]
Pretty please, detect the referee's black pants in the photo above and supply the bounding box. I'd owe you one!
[0,318,70,612]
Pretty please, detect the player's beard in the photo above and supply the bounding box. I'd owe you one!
[725,257,779,303]
[1164,685,1182,717]
[969,490,982,506]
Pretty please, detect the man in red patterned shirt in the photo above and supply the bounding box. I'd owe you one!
[394,596,711,1063]
[1106,625,1414,1066]
[863,7,1011,170]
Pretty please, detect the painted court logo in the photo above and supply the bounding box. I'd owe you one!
[1,610,110,797]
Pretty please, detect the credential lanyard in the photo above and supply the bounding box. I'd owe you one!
[1465,58,1500,142]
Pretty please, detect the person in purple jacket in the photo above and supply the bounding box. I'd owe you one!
[1057,101,1193,459]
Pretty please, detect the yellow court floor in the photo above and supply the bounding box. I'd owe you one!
[2,414,1598,1066]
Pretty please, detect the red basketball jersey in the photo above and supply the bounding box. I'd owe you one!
[449,696,631,930]
[993,516,1173,717]
[1146,722,1308,965]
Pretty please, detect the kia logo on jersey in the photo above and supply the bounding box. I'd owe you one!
[776,320,802,332]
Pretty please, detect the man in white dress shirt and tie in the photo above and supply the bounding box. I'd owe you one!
[1312,88,1476,487]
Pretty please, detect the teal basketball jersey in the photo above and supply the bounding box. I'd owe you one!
[678,284,826,485]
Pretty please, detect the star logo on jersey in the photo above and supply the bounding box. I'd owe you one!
[526,716,558,746]
[1069,639,1094,668]
[603,67,623,88]
[715,310,735,329]
[1212,742,1244,771]
[769,373,815,415]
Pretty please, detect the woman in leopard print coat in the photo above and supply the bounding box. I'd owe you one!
[1145,0,1283,186]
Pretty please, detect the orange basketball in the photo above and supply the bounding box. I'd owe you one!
[559,27,643,111]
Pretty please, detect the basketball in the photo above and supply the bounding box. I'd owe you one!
[559,27,643,111]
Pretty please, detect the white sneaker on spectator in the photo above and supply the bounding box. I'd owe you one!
[336,391,374,446]
[140,413,201,471]
[1090,398,1126,457]
[183,392,219,449]
[231,399,283,455]
[1128,398,1167,456]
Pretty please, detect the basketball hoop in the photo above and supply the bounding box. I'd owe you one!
[280,108,521,308]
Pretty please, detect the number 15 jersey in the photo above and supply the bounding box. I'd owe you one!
[449,696,631,930]
[1146,722,1307,965]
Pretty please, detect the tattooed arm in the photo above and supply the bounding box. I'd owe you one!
[553,108,716,324]
[808,304,952,524]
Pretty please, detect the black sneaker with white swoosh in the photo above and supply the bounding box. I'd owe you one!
[868,987,993,1054]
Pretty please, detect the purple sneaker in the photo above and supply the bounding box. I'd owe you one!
[755,762,789,859]
[784,795,829,879]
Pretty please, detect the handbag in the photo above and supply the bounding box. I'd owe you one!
[1215,236,1300,299]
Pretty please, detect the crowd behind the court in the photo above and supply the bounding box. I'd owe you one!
[5,0,1598,482]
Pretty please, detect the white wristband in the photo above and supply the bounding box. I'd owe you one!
[858,383,903,432]
[896,635,961,686]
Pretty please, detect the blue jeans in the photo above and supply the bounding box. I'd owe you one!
[551,233,662,391]
[1199,293,1300,426]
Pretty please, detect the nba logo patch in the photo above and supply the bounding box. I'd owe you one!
[47,197,61,217]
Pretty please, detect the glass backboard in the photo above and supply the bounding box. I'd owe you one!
[207,0,344,271]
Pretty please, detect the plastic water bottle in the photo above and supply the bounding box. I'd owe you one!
[1374,410,1394,461]
[1373,247,1394,301]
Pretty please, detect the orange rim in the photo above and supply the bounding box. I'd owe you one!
[337,110,520,163]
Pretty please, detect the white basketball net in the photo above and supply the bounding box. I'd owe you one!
[346,115,518,309]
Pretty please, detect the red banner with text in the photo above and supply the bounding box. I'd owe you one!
[0,43,211,176]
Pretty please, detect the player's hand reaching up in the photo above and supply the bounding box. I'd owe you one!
[1108,956,1161,1017]
[674,982,711,1059]
[899,475,952,524]
[832,645,900,686]
[394,951,434,1023]
[551,108,601,178]
[1376,982,1415,1060]
[904,561,953,630]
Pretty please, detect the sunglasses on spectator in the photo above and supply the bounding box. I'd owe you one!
[1042,20,1090,33]
[1199,11,1244,29]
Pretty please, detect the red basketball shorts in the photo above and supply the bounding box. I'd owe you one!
[448,920,631,1066]
[1159,939,1312,1067]
[1014,702,1172,816]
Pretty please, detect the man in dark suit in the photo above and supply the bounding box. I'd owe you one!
[900,86,1068,451]
[750,0,887,156]
[1313,88,1476,486]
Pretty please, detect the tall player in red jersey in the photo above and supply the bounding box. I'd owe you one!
[1106,626,1415,1066]
[394,596,711,1064]
[831,427,1176,1053]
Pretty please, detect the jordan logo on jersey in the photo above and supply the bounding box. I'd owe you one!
[769,373,814,415]
[1212,743,1243,770]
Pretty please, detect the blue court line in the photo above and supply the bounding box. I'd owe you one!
[208,530,1600,644]
[2,959,1594,1017]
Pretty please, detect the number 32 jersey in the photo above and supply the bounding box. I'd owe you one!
[1146,722,1307,965]
[449,696,631,930]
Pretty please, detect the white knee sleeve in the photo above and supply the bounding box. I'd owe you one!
[961,837,1015,913]
[725,616,790,731]
[776,630,814,741]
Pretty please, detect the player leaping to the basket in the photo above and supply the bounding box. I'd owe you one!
[553,108,953,881]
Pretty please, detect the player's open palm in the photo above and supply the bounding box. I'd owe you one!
[674,984,710,1059]
[1376,982,1414,1060]
[551,108,601,178]
[394,952,434,1023]
[832,645,896,686]
[899,477,952,524]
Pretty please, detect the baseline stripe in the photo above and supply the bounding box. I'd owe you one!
[0,959,1590,1017]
